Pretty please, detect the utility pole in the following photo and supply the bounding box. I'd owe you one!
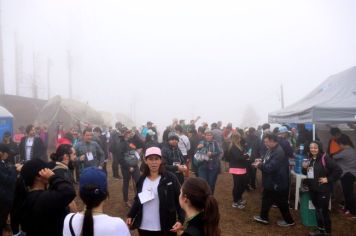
[47,58,52,99]
[280,84,285,109]
[15,33,23,96]
[67,51,73,99]
[32,53,38,99]
[0,0,5,95]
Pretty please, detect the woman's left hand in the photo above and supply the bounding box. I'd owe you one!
[170,221,183,232]
[318,177,328,184]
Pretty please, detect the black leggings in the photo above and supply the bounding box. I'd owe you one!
[341,172,355,214]
[232,174,247,202]
[310,191,331,233]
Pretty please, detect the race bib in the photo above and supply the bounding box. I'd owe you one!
[86,152,94,161]
[307,167,314,179]
[138,189,154,204]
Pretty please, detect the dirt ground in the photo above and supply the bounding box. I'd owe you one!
[74,161,356,236]
[5,160,356,236]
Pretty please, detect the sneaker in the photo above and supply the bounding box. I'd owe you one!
[232,202,239,208]
[308,231,324,236]
[308,231,330,236]
[253,215,269,224]
[237,203,246,209]
[277,220,295,227]
[344,211,356,219]
[238,199,247,205]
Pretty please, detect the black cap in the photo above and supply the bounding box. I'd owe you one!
[21,159,52,187]
[0,144,10,154]
[168,132,179,141]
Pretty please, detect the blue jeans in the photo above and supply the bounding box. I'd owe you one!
[198,164,219,194]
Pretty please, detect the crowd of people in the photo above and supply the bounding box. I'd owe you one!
[0,119,355,236]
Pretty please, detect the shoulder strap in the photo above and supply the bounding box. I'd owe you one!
[179,136,188,148]
[321,153,326,168]
[69,213,77,236]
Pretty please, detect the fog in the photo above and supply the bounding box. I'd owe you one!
[2,0,356,129]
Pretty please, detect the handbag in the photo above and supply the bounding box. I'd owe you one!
[194,147,209,164]
[124,150,139,167]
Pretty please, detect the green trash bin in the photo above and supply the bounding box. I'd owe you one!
[300,190,317,227]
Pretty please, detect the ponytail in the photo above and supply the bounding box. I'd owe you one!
[79,186,107,236]
[49,152,57,162]
[182,177,221,236]
[203,195,221,236]
[82,205,94,236]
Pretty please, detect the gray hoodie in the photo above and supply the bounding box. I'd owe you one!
[333,147,356,177]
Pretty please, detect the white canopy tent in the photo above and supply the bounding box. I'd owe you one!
[269,66,356,141]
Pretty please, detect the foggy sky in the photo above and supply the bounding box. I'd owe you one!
[3,0,356,129]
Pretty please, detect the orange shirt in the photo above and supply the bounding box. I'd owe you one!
[329,139,341,155]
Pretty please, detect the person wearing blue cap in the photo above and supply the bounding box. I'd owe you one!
[63,167,130,236]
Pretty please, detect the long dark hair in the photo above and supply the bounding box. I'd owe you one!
[182,177,221,236]
[80,187,108,236]
[49,144,73,162]
[308,140,325,159]
[141,156,165,177]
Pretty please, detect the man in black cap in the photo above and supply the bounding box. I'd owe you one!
[20,159,76,236]
[0,144,19,235]
[2,131,19,165]
[161,132,187,184]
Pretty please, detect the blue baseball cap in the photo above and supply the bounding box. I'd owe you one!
[278,126,290,134]
[79,167,107,196]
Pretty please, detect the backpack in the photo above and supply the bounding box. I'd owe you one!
[124,150,140,167]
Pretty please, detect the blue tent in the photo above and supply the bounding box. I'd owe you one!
[0,106,13,140]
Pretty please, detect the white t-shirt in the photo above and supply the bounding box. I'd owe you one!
[140,176,161,231]
[63,213,131,236]
[25,137,34,161]
[178,134,190,156]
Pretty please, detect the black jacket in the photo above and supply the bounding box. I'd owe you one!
[3,141,19,164]
[260,144,290,191]
[19,136,46,162]
[161,144,186,183]
[52,162,73,183]
[20,175,76,236]
[0,160,17,206]
[127,171,185,231]
[161,144,186,172]
[225,145,249,169]
[182,212,204,236]
[245,134,261,162]
[302,154,342,193]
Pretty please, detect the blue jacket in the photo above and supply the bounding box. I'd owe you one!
[260,144,290,191]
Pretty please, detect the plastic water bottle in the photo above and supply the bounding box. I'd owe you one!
[294,144,304,174]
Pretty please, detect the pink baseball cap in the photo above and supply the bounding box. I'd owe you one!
[145,147,162,158]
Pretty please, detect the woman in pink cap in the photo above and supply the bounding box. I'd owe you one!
[126,146,184,236]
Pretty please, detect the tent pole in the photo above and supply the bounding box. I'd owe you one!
[312,123,316,140]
